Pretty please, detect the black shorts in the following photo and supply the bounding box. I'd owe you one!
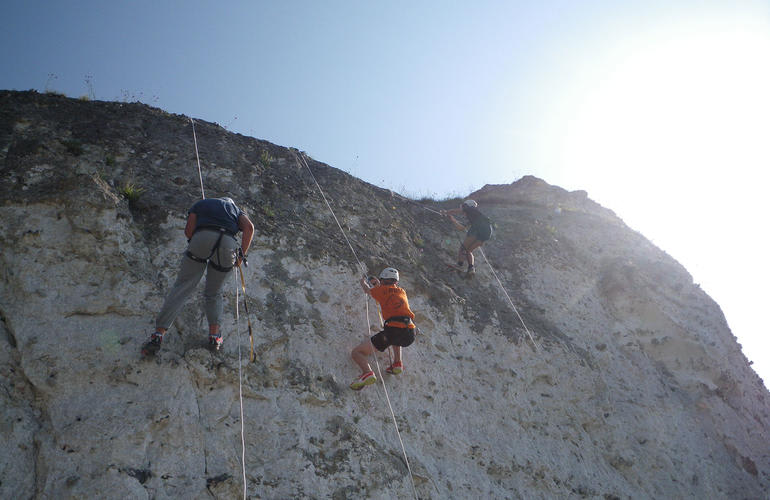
[371,326,415,352]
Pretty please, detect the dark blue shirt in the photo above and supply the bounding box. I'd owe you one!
[189,198,243,235]
[462,205,490,228]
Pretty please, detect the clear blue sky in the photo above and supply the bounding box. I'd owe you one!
[3,1,769,385]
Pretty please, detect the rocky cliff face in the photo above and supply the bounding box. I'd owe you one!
[1,90,768,499]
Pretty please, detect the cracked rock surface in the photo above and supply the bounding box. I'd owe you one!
[1,90,768,499]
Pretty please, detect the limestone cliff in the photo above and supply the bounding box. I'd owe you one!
[1,90,768,499]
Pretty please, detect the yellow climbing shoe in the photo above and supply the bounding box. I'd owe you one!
[350,371,377,390]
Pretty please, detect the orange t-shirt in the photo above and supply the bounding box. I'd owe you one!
[370,284,416,328]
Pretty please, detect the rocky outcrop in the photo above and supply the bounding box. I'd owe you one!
[1,90,768,499]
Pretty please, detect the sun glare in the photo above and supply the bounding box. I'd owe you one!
[545,18,770,381]
[560,27,770,208]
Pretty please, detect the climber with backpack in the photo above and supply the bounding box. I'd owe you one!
[141,197,254,356]
[441,199,493,276]
[350,267,417,390]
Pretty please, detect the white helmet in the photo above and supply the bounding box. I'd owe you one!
[462,199,478,208]
[379,267,399,281]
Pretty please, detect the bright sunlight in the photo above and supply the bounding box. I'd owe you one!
[550,18,770,380]
[561,26,770,206]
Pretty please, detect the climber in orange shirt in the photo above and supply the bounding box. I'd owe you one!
[350,267,416,390]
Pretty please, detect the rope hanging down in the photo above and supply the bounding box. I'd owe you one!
[381,192,540,350]
[237,259,257,363]
[295,152,419,500]
[479,247,539,351]
[366,298,419,500]
[190,118,205,199]
[188,120,247,498]
[233,270,248,500]
[388,190,444,215]
[294,152,367,274]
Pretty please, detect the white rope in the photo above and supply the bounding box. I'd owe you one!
[373,191,536,353]
[188,121,246,495]
[391,194,539,352]
[479,247,539,350]
[234,268,248,499]
[366,296,420,500]
[297,151,418,499]
[366,299,419,500]
[388,190,444,215]
[190,118,205,199]
[295,152,366,274]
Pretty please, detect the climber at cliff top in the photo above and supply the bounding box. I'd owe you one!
[141,197,254,356]
[350,267,417,390]
[441,199,493,275]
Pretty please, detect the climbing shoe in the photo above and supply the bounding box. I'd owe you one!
[141,333,163,356]
[208,333,223,351]
[385,361,403,375]
[466,265,475,276]
[350,371,377,390]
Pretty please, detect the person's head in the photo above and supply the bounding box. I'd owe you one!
[461,199,478,211]
[379,267,399,284]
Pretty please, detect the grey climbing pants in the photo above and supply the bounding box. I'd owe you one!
[155,229,240,330]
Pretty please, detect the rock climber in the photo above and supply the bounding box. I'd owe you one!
[441,199,493,275]
[350,267,416,390]
[141,197,254,356]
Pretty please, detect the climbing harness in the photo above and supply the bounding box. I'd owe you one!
[296,152,419,500]
[383,316,414,328]
[185,227,237,272]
